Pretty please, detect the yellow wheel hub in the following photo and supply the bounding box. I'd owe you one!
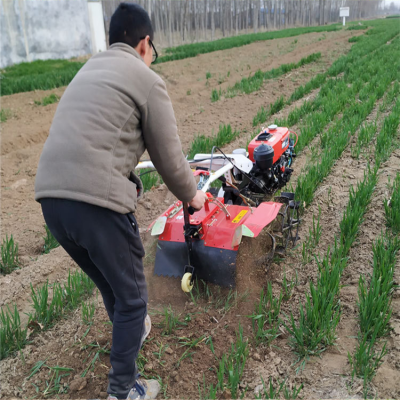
[181,272,194,293]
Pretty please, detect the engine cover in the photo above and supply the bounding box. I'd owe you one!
[248,126,290,164]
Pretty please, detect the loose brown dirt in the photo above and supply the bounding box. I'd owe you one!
[1,28,399,400]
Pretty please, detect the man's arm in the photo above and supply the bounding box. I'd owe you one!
[140,79,197,203]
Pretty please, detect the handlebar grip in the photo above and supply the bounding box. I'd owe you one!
[188,206,196,215]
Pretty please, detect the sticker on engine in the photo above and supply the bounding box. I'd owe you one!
[232,210,248,223]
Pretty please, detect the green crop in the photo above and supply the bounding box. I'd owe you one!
[348,331,387,398]
[157,25,340,64]
[30,270,95,329]
[188,124,239,159]
[81,299,96,326]
[1,59,84,96]
[338,168,378,256]
[34,93,59,106]
[0,304,28,360]
[385,173,400,233]
[211,87,222,102]
[255,377,303,399]
[358,235,399,340]
[351,122,377,159]
[1,235,20,274]
[1,269,95,360]
[215,325,249,399]
[224,52,321,99]
[286,162,380,367]
[157,306,186,335]
[0,109,12,122]
[375,97,400,166]
[249,285,283,345]
[347,25,367,30]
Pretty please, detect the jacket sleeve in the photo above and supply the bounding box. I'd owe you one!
[140,79,197,203]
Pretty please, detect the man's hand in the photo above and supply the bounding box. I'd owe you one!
[189,190,208,211]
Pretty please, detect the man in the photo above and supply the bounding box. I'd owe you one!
[35,3,207,399]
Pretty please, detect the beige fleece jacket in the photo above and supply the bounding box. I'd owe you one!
[35,43,197,214]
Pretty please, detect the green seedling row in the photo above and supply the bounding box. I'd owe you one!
[348,329,387,398]
[144,33,398,196]
[249,283,283,346]
[358,235,399,341]
[350,232,400,394]
[253,19,400,128]
[188,124,240,159]
[0,234,20,275]
[294,37,399,207]
[218,52,321,101]
[277,36,399,150]
[286,166,378,367]
[0,304,28,360]
[285,37,400,366]
[375,96,400,166]
[385,173,400,234]
[255,377,303,399]
[0,269,95,360]
[1,60,84,96]
[158,24,340,63]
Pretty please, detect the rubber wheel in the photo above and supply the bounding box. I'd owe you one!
[181,272,194,293]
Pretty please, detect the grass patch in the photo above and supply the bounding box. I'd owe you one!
[0,235,20,275]
[34,93,59,106]
[1,59,84,96]
[0,109,12,122]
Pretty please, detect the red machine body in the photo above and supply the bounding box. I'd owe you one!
[248,126,290,164]
[149,198,282,251]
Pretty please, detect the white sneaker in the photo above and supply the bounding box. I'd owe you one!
[107,377,160,400]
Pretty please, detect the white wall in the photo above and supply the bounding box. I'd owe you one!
[0,0,93,68]
[88,1,107,54]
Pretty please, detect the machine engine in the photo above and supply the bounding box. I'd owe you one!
[221,125,297,205]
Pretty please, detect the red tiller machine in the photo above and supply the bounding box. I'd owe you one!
[137,125,300,292]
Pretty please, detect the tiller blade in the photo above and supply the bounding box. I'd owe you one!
[150,198,282,288]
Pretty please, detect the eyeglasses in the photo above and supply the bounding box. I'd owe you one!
[140,37,158,64]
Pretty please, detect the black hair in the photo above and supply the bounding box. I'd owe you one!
[109,3,154,48]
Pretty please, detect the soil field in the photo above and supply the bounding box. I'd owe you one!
[1,26,399,400]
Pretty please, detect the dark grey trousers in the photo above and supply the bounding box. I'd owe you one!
[41,198,147,399]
